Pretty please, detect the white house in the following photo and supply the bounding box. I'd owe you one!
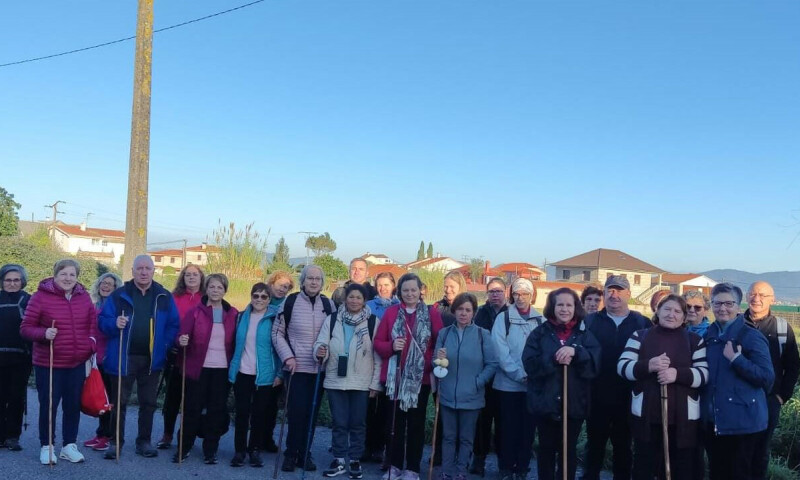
[50,222,125,265]
[662,273,718,296]
[404,256,465,272]
[360,252,394,265]
[149,243,220,272]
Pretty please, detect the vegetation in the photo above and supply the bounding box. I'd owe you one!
[316,253,348,282]
[415,268,445,304]
[0,186,21,236]
[417,241,425,261]
[305,232,337,258]
[427,241,433,259]
[468,257,484,282]
[268,236,293,273]
[206,221,268,279]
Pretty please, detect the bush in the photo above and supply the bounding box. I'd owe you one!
[161,266,176,275]
[414,269,445,304]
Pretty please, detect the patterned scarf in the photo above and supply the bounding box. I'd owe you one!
[339,304,372,353]
[385,302,432,411]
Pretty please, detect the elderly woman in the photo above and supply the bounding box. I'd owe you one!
[522,288,600,480]
[702,283,774,480]
[314,283,382,479]
[83,273,123,452]
[374,273,444,480]
[617,293,709,480]
[174,273,238,465]
[0,264,31,452]
[229,282,283,467]
[683,290,710,337]
[20,259,97,464]
[435,293,497,480]
[580,285,604,315]
[491,278,544,480]
[158,264,205,449]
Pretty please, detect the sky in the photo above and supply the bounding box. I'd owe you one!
[2,1,800,274]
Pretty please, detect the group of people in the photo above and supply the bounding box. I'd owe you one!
[0,256,797,480]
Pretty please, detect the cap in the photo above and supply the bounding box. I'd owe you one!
[604,275,630,290]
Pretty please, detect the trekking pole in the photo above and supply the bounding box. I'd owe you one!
[116,311,125,463]
[178,345,187,466]
[273,373,294,479]
[428,378,441,480]
[386,352,402,480]
[661,384,671,480]
[562,364,568,480]
[301,360,325,480]
[48,320,55,468]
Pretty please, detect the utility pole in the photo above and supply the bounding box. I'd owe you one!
[44,201,65,223]
[299,231,318,267]
[121,0,154,278]
[84,212,93,226]
[182,239,187,269]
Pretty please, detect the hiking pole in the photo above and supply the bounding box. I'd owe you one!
[178,345,187,466]
[302,360,325,480]
[386,352,402,480]
[273,373,294,479]
[48,320,55,468]
[116,311,125,463]
[660,384,671,480]
[428,378,441,480]
[562,364,568,480]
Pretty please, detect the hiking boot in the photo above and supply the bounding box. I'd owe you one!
[249,450,264,467]
[230,452,246,467]
[172,450,191,463]
[281,453,297,472]
[469,455,485,476]
[135,442,158,457]
[40,445,57,465]
[59,443,85,463]
[303,454,318,471]
[323,458,347,477]
[349,460,363,479]
[156,434,172,449]
[92,436,110,451]
[4,438,22,451]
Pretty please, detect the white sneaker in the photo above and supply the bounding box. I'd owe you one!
[401,470,420,480]
[59,443,85,463]
[382,466,402,480]
[40,445,57,465]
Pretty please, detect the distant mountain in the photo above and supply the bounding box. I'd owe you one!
[703,269,800,304]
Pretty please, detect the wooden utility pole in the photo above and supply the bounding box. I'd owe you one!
[122,0,154,278]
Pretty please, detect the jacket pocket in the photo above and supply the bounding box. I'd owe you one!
[631,391,643,417]
[687,394,700,420]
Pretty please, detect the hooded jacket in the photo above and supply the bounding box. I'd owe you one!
[491,303,544,393]
[229,303,282,386]
[434,323,498,409]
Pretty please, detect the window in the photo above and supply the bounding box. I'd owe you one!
[197,255,201,261]
[170,257,175,264]
[634,275,641,286]
[154,256,162,262]
[102,240,108,246]
[606,272,613,280]
[91,239,99,245]
[562,269,570,280]
[621,274,628,280]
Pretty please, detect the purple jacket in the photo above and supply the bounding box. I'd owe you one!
[176,297,237,380]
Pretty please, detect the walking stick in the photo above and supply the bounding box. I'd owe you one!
[660,384,671,480]
[48,320,55,468]
[178,345,187,466]
[562,364,568,480]
[301,360,325,480]
[116,311,125,463]
[428,380,441,480]
[273,373,294,479]
[386,352,402,480]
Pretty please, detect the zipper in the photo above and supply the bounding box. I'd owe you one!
[453,326,464,409]
[149,293,165,375]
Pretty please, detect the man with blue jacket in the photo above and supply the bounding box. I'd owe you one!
[99,255,180,459]
[702,282,774,480]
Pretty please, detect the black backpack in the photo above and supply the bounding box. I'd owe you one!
[504,309,544,337]
[281,292,335,345]
[330,313,378,340]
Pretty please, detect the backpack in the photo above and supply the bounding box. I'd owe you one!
[776,316,789,357]
[504,309,544,337]
[281,292,335,345]
[330,313,378,340]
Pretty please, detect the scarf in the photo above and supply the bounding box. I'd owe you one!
[339,304,372,354]
[549,318,577,344]
[373,296,396,308]
[385,302,432,411]
[686,317,709,337]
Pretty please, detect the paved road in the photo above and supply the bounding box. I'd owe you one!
[5,388,609,480]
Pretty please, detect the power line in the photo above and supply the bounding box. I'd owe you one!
[0,0,265,68]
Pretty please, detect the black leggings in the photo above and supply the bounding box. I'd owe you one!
[387,385,431,473]
[232,372,278,453]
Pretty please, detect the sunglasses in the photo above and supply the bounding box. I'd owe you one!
[251,293,269,300]
[687,305,704,312]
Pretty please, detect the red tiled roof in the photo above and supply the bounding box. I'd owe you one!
[662,273,702,284]
[186,245,220,253]
[54,224,125,239]
[76,250,115,259]
[149,249,183,256]
[532,280,587,291]
[552,248,665,273]
[496,262,545,274]
[369,264,408,279]
[404,257,445,269]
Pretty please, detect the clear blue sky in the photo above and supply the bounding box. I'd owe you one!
[2,1,799,273]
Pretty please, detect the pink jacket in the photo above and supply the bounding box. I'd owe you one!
[176,298,237,380]
[272,291,333,374]
[20,278,97,369]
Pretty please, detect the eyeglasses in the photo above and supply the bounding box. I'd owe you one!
[686,305,704,312]
[488,289,504,295]
[305,277,322,282]
[748,293,774,300]
[3,278,21,283]
[712,301,737,308]
[512,292,531,298]
[252,293,269,300]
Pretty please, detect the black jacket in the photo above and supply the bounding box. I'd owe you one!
[474,302,508,331]
[0,290,31,365]
[745,310,800,401]
[584,308,650,407]
[522,320,601,420]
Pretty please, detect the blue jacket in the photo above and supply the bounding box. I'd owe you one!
[229,304,282,386]
[366,296,399,322]
[435,323,497,410]
[98,281,180,376]
[702,315,774,435]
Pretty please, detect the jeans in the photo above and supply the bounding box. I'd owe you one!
[34,364,84,446]
[328,389,369,460]
[95,365,112,438]
[108,354,160,446]
[441,406,480,476]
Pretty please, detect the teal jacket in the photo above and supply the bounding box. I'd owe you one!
[228,304,282,386]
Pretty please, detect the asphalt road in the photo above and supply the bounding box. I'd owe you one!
[5,388,609,480]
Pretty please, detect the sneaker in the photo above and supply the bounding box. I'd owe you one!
[40,445,58,465]
[303,454,317,471]
[172,450,191,463]
[135,443,158,458]
[323,459,347,477]
[231,452,246,467]
[349,461,364,479]
[382,465,402,480]
[204,453,218,465]
[401,470,420,480]
[92,437,110,451]
[281,453,297,472]
[4,438,22,451]
[83,436,100,448]
[249,450,264,468]
[156,434,172,449]
[59,443,85,463]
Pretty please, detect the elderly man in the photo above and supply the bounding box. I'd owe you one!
[744,281,799,479]
[272,265,336,472]
[333,258,377,307]
[582,275,650,480]
[703,282,774,480]
[98,255,180,459]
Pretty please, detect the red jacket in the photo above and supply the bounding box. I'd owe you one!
[174,291,204,320]
[373,303,443,385]
[20,278,97,369]
[176,297,237,380]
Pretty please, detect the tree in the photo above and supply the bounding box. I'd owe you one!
[305,232,337,258]
[316,254,348,282]
[417,241,425,261]
[468,257,485,283]
[268,236,292,273]
[0,187,21,236]
[427,242,433,259]
[206,221,269,279]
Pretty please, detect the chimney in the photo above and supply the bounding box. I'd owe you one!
[484,260,490,274]
[201,242,207,250]
[80,222,87,232]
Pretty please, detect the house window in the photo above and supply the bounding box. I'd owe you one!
[606,272,613,280]
[634,275,641,286]
[197,255,202,261]
[91,239,99,245]
[621,274,628,280]
[102,240,108,246]
[583,270,590,281]
[170,257,175,264]
[562,269,570,280]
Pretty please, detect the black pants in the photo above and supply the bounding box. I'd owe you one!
[0,362,31,442]
[178,367,230,453]
[108,354,160,446]
[706,425,762,480]
[365,391,388,456]
[160,352,182,437]
[496,390,536,475]
[95,366,113,438]
[583,401,632,480]
[537,416,582,480]
[387,384,430,473]
[752,395,781,480]
[233,372,277,453]
[633,424,694,480]
[286,371,325,457]
[691,424,706,480]
[473,385,499,458]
